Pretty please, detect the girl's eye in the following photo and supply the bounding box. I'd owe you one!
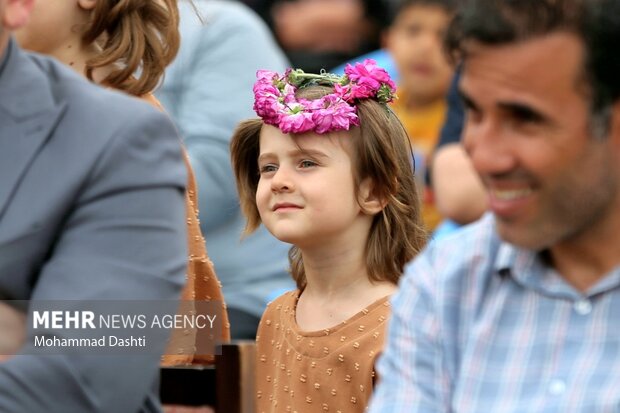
[259,164,278,174]
[299,160,317,168]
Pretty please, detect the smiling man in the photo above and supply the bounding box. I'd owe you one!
[369,0,620,412]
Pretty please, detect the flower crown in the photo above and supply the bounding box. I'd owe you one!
[253,59,396,134]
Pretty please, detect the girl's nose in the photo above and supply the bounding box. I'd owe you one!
[270,166,294,193]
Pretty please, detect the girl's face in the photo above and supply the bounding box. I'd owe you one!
[256,125,375,250]
[14,0,92,56]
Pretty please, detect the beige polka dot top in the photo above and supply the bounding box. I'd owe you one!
[256,290,391,413]
[141,93,230,366]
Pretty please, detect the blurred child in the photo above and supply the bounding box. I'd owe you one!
[385,0,456,230]
[230,60,427,412]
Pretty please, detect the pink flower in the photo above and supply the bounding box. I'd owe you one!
[345,59,394,86]
[254,91,283,125]
[333,83,352,101]
[279,110,315,134]
[251,61,394,134]
[344,59,396,99]
[253,80,279,97]
[256,69,279,83]
[253,70,288,124]
[282,83,298,105]
[348,82,379,100]
[311,95,359,133]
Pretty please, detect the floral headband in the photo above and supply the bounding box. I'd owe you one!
[253,59,396,134]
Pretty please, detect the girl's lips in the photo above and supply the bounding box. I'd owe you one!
[272,203,302,211]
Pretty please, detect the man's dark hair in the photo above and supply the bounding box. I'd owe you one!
[386,0,458,27]
[445,0,620,137]
[587,0,620,121]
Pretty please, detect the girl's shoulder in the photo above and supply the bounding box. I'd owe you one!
[263,289,300,315]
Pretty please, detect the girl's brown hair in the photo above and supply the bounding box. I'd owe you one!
[230,86,428,290]
[82,0,180,96]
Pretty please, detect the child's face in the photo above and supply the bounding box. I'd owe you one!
[256,125,373,249]
[15,0,92,55]
[385,4,454,104]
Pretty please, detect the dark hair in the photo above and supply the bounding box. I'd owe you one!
[230,86,428,290]
[586,0,620,124]
[445,0,588,52]
[82,0,180,97]
[445,0,620,137]
[386,0,457,27]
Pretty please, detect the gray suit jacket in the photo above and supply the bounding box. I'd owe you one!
[0,39,187,412]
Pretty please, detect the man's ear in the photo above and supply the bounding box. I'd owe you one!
[77,0,97,11]
[3,0,34,30]
[358,177,388,215]
[610,100,620,147]
[603,102,620,177]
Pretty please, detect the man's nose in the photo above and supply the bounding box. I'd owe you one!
[462,116,516,178]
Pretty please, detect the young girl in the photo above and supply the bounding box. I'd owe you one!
[231,59,427,412]
[14,0,229,367]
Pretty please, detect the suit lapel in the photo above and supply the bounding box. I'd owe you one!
[0,39,66,220]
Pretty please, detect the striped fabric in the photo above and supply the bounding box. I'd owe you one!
[369,214,620,413]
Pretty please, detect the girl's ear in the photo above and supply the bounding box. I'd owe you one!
[358,177,387,215]
[77,0,97,11]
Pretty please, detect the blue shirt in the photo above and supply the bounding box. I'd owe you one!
[369,214,620,413]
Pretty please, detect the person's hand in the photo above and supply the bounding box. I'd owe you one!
[0,301,26,361]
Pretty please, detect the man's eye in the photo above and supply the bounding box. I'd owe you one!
[512,107,544,123]
[465,106,483,124]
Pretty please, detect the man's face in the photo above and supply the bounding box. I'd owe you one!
[460,32,620,251]
[385,4,453,103]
